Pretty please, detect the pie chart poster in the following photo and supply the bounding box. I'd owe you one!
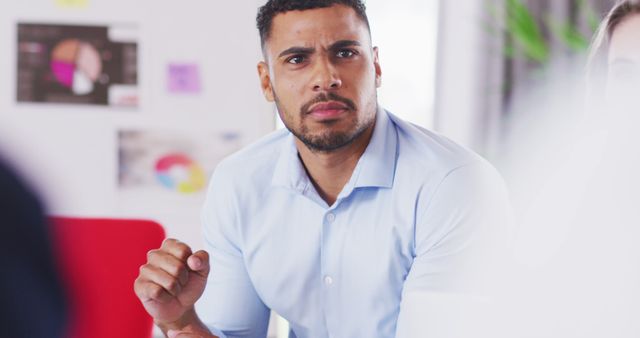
[117,130,243,196]
[16,23,138,107]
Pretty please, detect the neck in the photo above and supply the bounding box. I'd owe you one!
[296,123,375,206]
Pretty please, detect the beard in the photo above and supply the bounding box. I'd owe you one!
[274,91,377,153]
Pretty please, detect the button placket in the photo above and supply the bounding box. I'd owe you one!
[322,211,337,289]
[324,275,333,286]
[326,212,336,223]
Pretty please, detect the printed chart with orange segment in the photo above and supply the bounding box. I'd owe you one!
[155,153,206,194]
[117,130,243,196]
[50,39,103,95]
[17,23,138,106]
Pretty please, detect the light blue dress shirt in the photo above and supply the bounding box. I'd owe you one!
[197,109,510,338]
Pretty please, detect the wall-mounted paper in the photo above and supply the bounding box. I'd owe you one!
[167,63,202,94]
[17,23,138,107]
[118,129,242,195]
[55,0,88,8]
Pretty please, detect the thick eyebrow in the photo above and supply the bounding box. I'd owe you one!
[328,40,362,50]
[278,46,315,59]
[277,40,362,59]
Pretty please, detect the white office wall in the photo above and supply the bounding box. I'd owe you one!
[0,0,274,249]
[368,0,439,129]
[434,0,488,149]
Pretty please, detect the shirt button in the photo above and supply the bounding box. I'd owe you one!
[324,275,333,286]
[326,213,336,223]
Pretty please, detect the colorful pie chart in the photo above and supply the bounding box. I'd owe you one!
[50,39,102,95]
[155,154,206,194]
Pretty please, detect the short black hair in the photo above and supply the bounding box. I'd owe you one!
[256,0,370,50]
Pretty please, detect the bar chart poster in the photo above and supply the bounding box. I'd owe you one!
[17,23,138,107]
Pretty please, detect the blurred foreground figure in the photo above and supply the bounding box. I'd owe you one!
[500,2,640,337]
[0,158,67,338]
[589,0,640,103]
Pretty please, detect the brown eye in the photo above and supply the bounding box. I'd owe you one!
[286,55,306,64]
[336,49,356,58]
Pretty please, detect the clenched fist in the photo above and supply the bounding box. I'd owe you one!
[134,238,210,330]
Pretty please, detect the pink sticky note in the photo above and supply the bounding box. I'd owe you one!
[167,63,201,94]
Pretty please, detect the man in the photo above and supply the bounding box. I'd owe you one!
[134,1,510,337]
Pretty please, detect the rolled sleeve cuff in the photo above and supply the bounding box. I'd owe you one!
[209,326,228,338]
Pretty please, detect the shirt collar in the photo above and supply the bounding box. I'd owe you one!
[270,107,398,192]
[271,133,309,192]
[348,107,397,189]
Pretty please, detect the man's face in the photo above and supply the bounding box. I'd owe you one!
[258,4,382,152]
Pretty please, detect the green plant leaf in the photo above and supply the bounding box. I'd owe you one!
[576,0,601,33]
[504,0,549,63]
[546,16,590,52]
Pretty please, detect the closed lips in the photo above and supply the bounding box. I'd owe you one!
[308,101,349,113]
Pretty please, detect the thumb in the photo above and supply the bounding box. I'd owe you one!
[187,250,210,277]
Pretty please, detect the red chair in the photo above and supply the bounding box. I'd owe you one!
[50,217,165,338]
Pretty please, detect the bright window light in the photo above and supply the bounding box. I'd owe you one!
[367,0,439,129]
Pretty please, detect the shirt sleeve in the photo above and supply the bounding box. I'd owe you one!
[195,167,270,338]
[396,162,512,337]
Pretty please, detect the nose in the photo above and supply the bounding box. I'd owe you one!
[311,57,342,92]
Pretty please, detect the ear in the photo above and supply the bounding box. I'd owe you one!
[257,61,275,102]
[373,46,382,88]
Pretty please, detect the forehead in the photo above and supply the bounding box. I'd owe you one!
[266,4,370,53]
[609,13,640,63]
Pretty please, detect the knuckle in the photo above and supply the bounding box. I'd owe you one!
[149,284,163,299]
[163,238,177,246]
[139,264,149,274]
[133,277,142,292]
[146,249,157,261]
[168,262,186,277]
[166,279,180,294]
[175,245,191,259]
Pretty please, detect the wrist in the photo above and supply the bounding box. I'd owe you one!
[156,307,201,332]
[168,325,217,338]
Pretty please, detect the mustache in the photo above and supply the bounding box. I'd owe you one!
[300,92,357,115]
